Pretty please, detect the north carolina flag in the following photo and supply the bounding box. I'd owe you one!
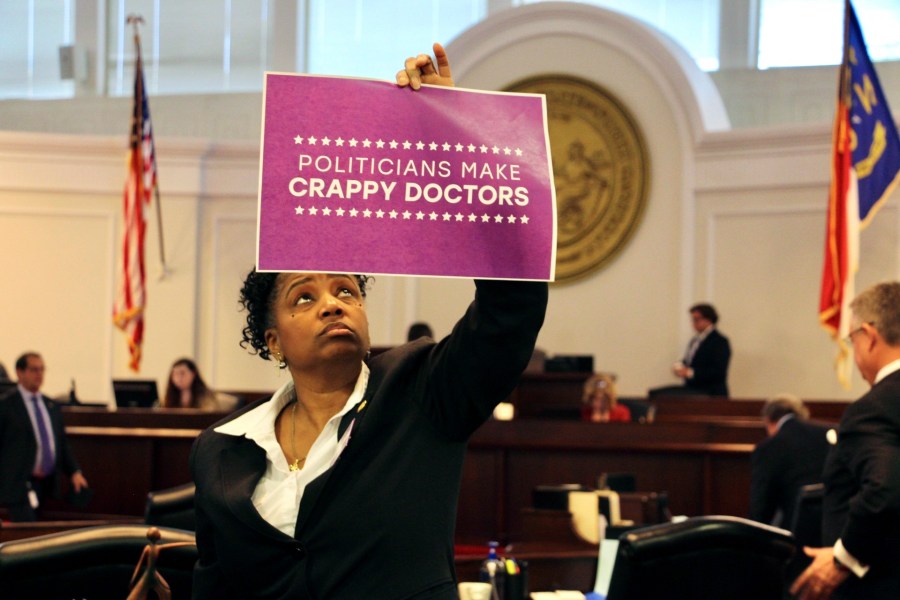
[113,48,157,372]
[819,0,900,387]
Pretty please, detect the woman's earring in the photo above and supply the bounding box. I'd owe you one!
[274,353,286,370]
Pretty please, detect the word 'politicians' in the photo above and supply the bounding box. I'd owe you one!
[300,155,452,178]
[289,178,529,206]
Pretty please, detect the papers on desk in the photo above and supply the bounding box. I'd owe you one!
[526,537,619,600]
[568,490,634,544]
[530,592,585,600]
[593,539,619,596]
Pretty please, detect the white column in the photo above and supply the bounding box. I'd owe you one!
[268,0,304,73]
[73,0,106,96]
[718,0,760,70]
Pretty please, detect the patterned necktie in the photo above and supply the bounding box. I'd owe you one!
[30,395,55,476]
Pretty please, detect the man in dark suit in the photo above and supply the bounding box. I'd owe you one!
[649,303,732,397]
[0,352,89,521]
[792,282,900,599]
[749,393,832,528]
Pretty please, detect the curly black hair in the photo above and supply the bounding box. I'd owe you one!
[239,269,371,361]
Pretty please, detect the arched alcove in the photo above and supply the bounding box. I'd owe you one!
[414,2,731,393]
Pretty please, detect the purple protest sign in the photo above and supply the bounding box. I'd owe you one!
[257,73,556,281]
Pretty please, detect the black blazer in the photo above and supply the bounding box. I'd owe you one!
[190,280,548,600]
[749,417,832,527]
[822,369,900,598]
[0,389,81,504]
[685,329,731,396]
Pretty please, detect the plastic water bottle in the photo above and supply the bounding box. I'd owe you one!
[478,541,506,600]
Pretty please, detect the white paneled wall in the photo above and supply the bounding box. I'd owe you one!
[2,4,899,404]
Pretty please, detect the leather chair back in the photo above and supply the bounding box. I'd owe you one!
[789,482,824,548]
[606,515,795,600]
[144,482,196,531]
[0,524,196,600]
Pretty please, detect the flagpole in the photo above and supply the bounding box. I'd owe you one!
[127,14,169,279]
[152,177,168,279]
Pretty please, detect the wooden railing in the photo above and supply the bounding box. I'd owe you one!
[52,380,850,546]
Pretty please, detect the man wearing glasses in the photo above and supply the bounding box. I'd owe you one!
[0,352,89,521]
[791,282,900,599]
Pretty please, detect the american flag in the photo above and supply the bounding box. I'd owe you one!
[113,47,157,372]
[819,0,900,387]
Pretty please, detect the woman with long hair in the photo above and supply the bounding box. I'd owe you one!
[163,358,218,410]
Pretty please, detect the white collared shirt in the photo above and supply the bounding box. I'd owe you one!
[215,364,369,537]
[874,358,900,384]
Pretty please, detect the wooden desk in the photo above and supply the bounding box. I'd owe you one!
[62,406,229,429]
[649,396,849,423]
[457,419,764,545]
[58,405,769,548]
[506,373,590,418]
[494,374,851,423]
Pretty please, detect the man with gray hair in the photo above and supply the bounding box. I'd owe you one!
[792,281,900,599]
[749,393,831,528]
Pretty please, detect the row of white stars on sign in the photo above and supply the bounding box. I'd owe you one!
[294,205,530,224]
[293,134,524,156]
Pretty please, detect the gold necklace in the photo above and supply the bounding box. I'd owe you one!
[289,400,305,471]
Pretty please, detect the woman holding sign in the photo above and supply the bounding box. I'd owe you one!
[189,45,548,600]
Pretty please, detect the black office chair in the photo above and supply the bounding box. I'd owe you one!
[789,482,825,548]
[606,515,796,600]
[0,524,197,600]
[785,482,825,581]
[144,482,196,531]
[598,472,637,493]
[617,398,657,423]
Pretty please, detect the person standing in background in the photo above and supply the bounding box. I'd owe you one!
[791,282,900,599]
[649,303,731,397]
[0,352,89,521]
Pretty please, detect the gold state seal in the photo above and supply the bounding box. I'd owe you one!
[506,76,649,283]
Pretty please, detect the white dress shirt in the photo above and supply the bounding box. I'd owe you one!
[214,364,368,537]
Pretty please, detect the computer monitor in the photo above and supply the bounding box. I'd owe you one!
[112,379,159,408]
[544,355,594,373]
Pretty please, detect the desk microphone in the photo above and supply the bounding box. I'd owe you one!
[69,378,81,405]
